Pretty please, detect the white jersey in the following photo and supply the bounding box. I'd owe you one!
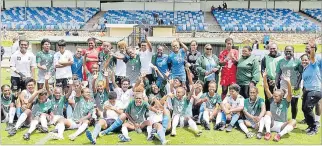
[114,52,126,77]
[103,100,123,120]
[148,110,163,124]
[10,50,36,77]
[54,50,73,79]
[114,88,133,109]
[223,95,244,110]
[139,50,153,74]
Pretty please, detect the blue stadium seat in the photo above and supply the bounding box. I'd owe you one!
[100,10,205,32]
[1,7,99,30]
[302,9,321,22]
[212,8,320,32]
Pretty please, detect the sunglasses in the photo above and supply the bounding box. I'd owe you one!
[206,48,212,50]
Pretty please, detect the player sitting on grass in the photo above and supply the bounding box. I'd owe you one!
[85,91,124,145]
[22,89,52,140]
[214,84,244,132]
[147,98,171,145]
[169,87,202,137]
[117,92,160,142]
[44,74,73,125]
[196,81,223,130]
[49,86,94,141]
[238,87,266,138]
[8,78,36,136]
[257,71,295,142]
[1,85,17,131]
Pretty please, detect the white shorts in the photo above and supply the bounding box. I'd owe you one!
[51,115,64,124]
[271,121,284,133]
[66,119,81,129]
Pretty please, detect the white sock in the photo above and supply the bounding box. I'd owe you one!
[179,116,184,128]
[197,112,202,123]
[278,125,294,137]
[239,121,249,134]
[258,117,265,133]
[15,113,27,129]
[172,115,179,132]
[147,125,152,139]
[215,112,222,125]
[121,126,129,138]
[56,122,65,137]
[27,120,39,134]
[264,115,271,133]
[315,115,320,122]
[40,115,48,128]
[188,118,198,131]
[73,123,88,137]
[9,107,16,124]
[203,111,210,124]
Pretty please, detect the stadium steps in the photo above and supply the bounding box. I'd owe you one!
[83,11,106,31]
[204,12,222,32]
[297,11,321,25]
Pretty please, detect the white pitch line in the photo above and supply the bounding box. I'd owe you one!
[35,134,51,145]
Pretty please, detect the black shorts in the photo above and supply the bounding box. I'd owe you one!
[145,74,155,84]
[56,78,68,89]
[104,119,122,132]
[11,76,26,91]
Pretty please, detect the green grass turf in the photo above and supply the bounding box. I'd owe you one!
[0,68,321,145]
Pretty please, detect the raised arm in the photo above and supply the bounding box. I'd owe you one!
[176,37,188,52]
[263,71,273,98]
[146,35,152,52]
[283,76,292,102]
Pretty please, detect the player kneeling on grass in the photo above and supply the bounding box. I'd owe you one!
[257,71,295,142]
[214,84,244,132]
[170,87,202,136]
[85,91,123,145]
[196,81,223,130]
[238,87,266,138]
[8,79,38,136]
[49,87,94,141]
[1,85,17,131]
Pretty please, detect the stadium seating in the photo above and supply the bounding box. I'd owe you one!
[302,9,322,22]
[1,7,99,30]
[213,8,321,32]
[99,10,205,32]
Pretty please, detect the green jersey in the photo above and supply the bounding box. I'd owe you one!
[264,55,283,80]
[269,98,289,122]
[125,100,149,123]
[72,96,95,121]
[244,97,264,117]
[200,93,222,109]
[276,58,301,87]
[172,96,192,117]
[32,98,53,117]
[98,51,113,71]
[49,95,66,116]
[124,55,141,84]
[36,50,55,77]
[94,90,108,111]
[1,94,15,113]
[236,55,260,85]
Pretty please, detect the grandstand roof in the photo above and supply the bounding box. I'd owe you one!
[28,36,242,44]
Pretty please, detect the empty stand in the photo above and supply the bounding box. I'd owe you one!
[1,7,99,30]
[213,8,321,32]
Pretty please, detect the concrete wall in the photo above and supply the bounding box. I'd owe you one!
[2,1,321,11]
[3,0,100,8]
